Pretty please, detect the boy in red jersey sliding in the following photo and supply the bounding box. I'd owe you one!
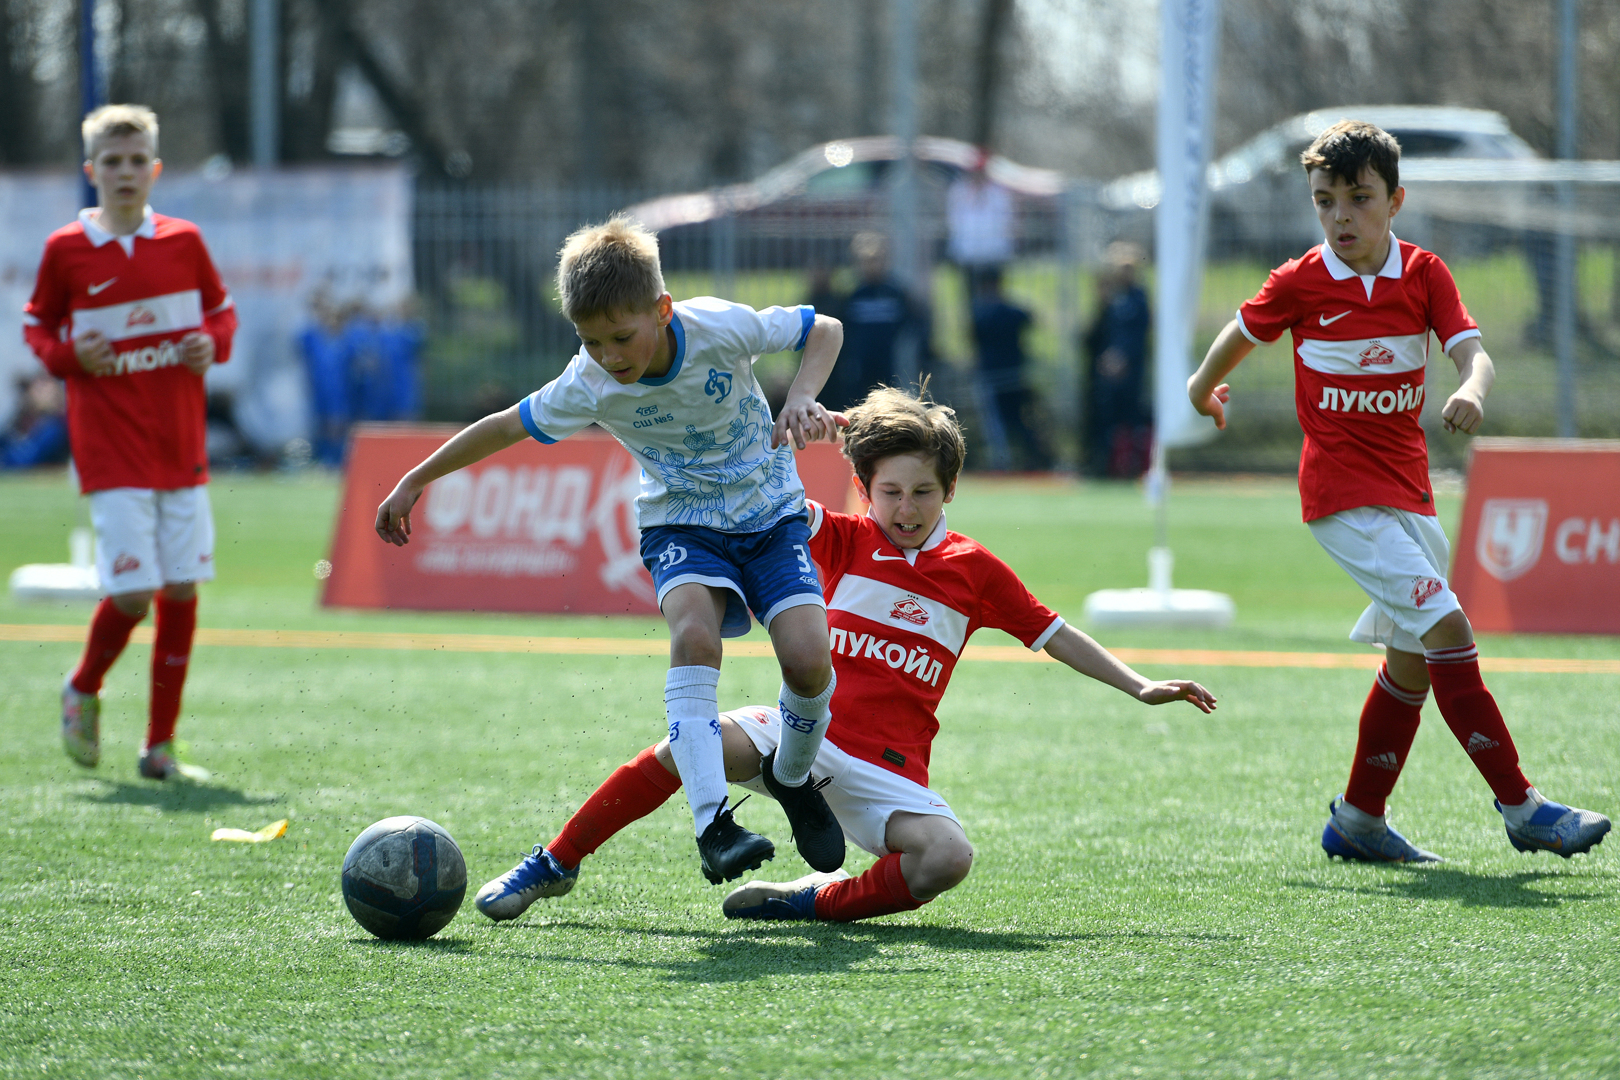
[24,105,237,780]
[1188,120,1609,862]
[472,385,1216,923]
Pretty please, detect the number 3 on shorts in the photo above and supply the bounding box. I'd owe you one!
[793,544,814,575]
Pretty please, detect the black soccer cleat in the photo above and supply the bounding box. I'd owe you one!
[758,750,846,874]
[697,796,775,885]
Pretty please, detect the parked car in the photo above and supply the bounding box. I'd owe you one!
[1101,105,1543,260]
[626,135,1068,271]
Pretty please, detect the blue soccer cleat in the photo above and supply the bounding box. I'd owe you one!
[1496,799,1611,858]
[1321,797,1443,863]
[474,846,579,921]
[722,869,851,921]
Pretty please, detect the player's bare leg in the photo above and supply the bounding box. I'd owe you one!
[662,583,773,882]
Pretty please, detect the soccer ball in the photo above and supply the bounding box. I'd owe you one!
[340,816,467,940]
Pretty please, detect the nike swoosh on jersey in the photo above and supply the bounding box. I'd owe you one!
[871,551,909,561]
[88,278,118,296]
[1319,311,1352,326]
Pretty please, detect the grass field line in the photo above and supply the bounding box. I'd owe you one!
[4,622,1619,673]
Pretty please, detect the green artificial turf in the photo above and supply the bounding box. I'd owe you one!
[2,471,1617,1079]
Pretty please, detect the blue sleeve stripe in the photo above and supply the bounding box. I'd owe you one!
[518,396,557,444]
[794,305,815,351]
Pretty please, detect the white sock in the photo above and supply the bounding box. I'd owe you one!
[664,666,727,835]
[772,672,835,786]
[1334,800,1385,835]
[1499,786,1546,827]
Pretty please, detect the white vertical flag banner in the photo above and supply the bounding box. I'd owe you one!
[1154,0,1222,449]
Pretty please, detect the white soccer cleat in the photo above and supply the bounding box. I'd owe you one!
[722,868,851,921]
[138,740,211,782]
[61,677,101,768]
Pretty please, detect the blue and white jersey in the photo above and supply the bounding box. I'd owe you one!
[518,297,816,533]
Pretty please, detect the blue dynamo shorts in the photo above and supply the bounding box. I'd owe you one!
[639,512,825,638]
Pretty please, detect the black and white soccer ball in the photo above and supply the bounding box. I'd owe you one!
[340,816,467,940]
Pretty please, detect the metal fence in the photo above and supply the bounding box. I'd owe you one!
[412,171,1620,474]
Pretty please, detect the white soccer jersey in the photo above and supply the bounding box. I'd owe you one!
[518,297,816,532]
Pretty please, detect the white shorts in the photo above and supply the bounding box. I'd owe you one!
[1307,505,1460,654]
[726,705,961,859]
[89,486,216,596]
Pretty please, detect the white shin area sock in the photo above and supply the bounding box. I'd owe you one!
[1499,786,1545,827]
[1334,800,1385,835]
[664,666,727,835]
[772,672,835,786]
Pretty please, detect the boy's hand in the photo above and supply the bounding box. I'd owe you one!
[375,480,424,546]
[1137,679,1218,713]
[1441,389,1484,434]
[772,393,839,450]
[73,330,115,376]
[180,331,215,375]
[1190,382,1231,430]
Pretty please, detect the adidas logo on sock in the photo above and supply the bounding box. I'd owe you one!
[1366,752,1400,771]
[1466,731,1501,754]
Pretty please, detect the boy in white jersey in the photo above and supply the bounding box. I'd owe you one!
[377,217,847,884]
[1188,120,1609,862]
[471,385,1217,924]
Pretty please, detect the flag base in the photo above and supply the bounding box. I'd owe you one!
[8,564,102,604]
[1082,586,1235,629]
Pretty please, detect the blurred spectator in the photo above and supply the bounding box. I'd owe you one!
[1082,242,1152,478]
[374,296,426,421]
[833,232,932,410]
[1,374,70,469]
[804,265,850,412]
[970,269,1047,471]
[946,150,1016,298]
[298,290,354,467]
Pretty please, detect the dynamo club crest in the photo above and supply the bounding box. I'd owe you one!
[1476,498,1548,582]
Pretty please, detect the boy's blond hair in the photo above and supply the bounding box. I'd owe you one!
[556,216,666,323]
[82,104,159,160]
[841,380,966,491]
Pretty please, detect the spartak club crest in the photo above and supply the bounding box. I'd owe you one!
[1357,341,1395,367]
[889,597,930,626]
[1476,498,1547,582]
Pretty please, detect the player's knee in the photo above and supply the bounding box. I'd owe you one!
[667,622,723,669]
[111,590,155,618]
[1420,609,1474,651]
[160,581,196,602]
[910,837,974,897]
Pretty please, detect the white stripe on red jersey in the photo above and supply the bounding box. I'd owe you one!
[71,289,204,343]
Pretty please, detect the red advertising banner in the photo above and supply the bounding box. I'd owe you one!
[322,424,857,615]
[1451,437,1620,635]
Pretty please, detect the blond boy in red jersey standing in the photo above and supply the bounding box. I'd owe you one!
[25,105,237,780]
[1188,120,1609,861]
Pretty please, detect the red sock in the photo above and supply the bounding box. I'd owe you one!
[147,595,197,749]
[71,597,144,695]
[813,852,927,922]
[1343,665,1426,816]
[1425,644,1532,805]
[547,745,682,869]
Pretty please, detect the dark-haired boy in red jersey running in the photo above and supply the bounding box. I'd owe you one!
[25,104,236,780]
[472,385,1216,923]
[1187,119,1608,862]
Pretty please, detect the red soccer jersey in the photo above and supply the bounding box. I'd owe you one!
[807,500,1064,787]
[1236,237,1479,522]
[23,209,236,493]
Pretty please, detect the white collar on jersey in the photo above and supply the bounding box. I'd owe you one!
[1319,231,1403,300]
[79,205,156,253]
[866,509,949,564]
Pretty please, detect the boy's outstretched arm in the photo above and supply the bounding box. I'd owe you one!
[1043,624,1217,713]
[1186,319,1256,431]
[1441,337,1494,435]
[375,405,527,545]
[772,314,844,450]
